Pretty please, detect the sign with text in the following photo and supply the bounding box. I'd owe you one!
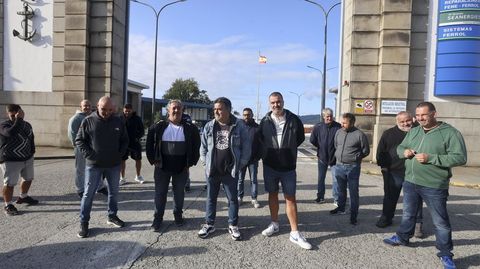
[381,100,407,115]
[435,0,480,96]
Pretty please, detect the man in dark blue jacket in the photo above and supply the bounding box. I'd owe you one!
[75,96,129,238]
[310,108,341,204]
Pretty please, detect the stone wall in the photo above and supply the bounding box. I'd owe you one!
[0,0,128,147]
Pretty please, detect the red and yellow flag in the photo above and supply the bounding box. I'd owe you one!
[258,55,267,64]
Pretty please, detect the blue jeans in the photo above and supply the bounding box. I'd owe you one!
[334,163,361,220]
[206,174,239,226]
[397,181,453,258]
[154,167,188,218]
[74,147,104,193]
[80,165,121,222]
[381,170,423,222]
[316,160,338,201]
[238,162,258,199]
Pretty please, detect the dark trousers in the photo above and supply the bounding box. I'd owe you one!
[153,167,188,219]
[381,170,423,222]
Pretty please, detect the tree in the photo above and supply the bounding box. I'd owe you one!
[163,78,212,104]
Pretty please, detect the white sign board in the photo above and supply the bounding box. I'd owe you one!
[381,100,407,115]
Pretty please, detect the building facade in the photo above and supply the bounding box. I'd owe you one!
[0,0,128,147]
[340,0,479,165]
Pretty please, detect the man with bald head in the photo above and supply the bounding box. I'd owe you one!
[75,96,129,238]
[376,111,423,233]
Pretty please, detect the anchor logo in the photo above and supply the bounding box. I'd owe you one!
[12,0,37,41]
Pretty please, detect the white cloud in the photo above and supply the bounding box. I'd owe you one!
[128,34,323,115]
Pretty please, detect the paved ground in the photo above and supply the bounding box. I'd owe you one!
[1,154,479,269]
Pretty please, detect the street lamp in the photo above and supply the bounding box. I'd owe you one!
[307,65,337,111]
[131,0,187,124]
[289,91,305,115]
[304,0,340,113]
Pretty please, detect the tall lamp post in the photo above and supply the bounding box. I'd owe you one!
[307,65,337,109]
[289,91,305,116]
[304,0,340,113]
[131,0,187,124]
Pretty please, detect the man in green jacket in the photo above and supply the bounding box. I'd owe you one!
[383,102,467,269]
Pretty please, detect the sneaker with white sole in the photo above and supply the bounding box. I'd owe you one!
[198,224,215,239]
[290,232,313,250]
[134,175,144,184]
[119,178,127,185]
[261,222,280,237]
[228,225,242,241]
[251,199,260,208]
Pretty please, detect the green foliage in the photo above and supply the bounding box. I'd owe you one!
[163,78,212,104]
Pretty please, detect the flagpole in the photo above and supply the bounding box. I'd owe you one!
[256,51,261,122]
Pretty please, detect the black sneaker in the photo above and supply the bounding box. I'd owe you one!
[97,187,108,196]
[376,216,392,228]
[350,217,358,225]
[174,213,185,227]
[4,204,19,216]
[107,215,125,228]
[329,207,346,215]
[314,197,326,204]
[77,222,89,238]
[16,196,39,205]
[185,186,191,193]
[151,217,163,232]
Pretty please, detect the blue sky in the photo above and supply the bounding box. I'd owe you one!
[128,0,342,117]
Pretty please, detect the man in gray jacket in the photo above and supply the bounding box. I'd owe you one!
[198,97,251,241]
[330,113,370,225]
[75,96,129,238]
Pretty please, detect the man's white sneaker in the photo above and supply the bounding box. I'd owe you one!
[134,175,144,184]
[198,224,215,239]
[290,232,313,250]
[228,225,242,241]
[251,199,260,208]
[261,222,279,237]
[119,178,127,185]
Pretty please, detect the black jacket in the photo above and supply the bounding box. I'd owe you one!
[245,120,260,164]
[310,121,341,166]
[258,109,305,172]
[75,111,129,168]
[0,118,35,163]
[124,112,145,147]
[145,119,200,168]
[376,125,408,175]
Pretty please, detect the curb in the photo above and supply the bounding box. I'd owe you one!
[362,168,480,190]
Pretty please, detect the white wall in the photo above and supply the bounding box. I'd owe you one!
[3,0,53,92]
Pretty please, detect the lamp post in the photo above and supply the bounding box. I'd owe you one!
[289,91,305,116]
[304,0,340,113]
[131,0,187,124]
[307,65,337,111]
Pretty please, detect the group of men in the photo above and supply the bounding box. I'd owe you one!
[0,94,467,267]
[309,102,466,269]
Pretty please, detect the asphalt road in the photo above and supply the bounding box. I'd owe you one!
[1,157,479,269]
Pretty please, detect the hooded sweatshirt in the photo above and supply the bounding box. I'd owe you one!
[397,122,467,189]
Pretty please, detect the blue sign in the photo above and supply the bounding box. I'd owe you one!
[435,0,480,96]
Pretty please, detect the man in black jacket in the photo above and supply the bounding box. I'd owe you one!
[0,104,37,216]
[258,92,312,250]
[75,96,129,238]
[310,107,341,204]
[120,103,145,185]
[376,111,423,235]
[146,100,200,232]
